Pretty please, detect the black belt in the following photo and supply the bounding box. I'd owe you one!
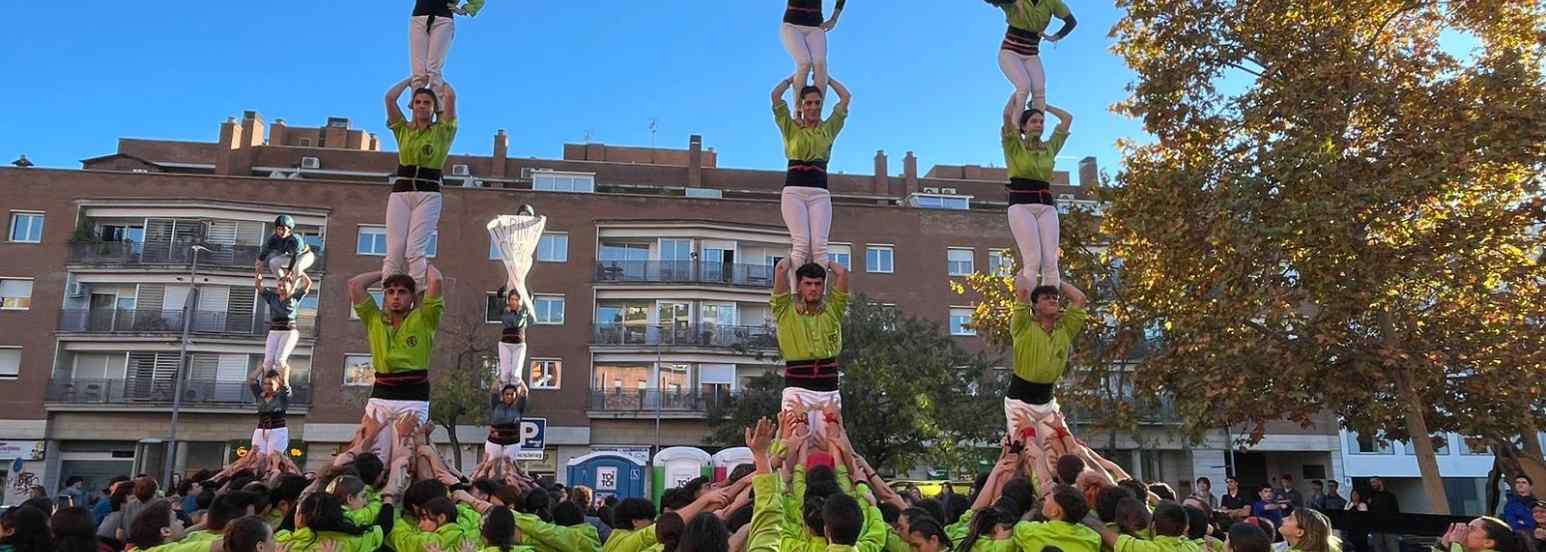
[1007,376,1054,405]
[784,357,840,392]
[501,328,526,344]
[257,415,287,430]
[392,165,443,193]
[1002,26,1042,56]
[488,424,522,445]
[371,371,431,401]
[1008,178,1055,206]
[786,160,829,189]
[783,0,822,26]
[268,321,297,331]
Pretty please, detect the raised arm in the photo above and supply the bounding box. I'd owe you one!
[440,81,458,122]
[1043,105,1073,133]
[772,257,792,295]
[821,0,846,30]
[385,77,411,125]
[255,269,266,294]
[828,78,852,111]
[829,259,849,293]
[424,264,443,300]
[1058,281,1086,309]
[349,271,383,306]
[771,78,793,107]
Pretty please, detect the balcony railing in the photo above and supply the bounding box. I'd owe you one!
[45,377,313,407]
[68,241,326,272]
[588,389,739,414]
[57,309,317,338]
[591,323,777,349]
[593,261,776,288]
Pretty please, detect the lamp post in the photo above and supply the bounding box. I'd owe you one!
[163,244,210,486]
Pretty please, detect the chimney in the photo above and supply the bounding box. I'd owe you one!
[492,129,509,178]
[688,134,704,188]
[903,151,919,195]
[1078,156,1099,187]
[269,118,288,146]
[323,117,350,149]
[215,116,239,175]
[239,111,264,147]
[368,133,380,151]
[872,150,888,194]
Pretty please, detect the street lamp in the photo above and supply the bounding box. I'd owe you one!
[164,244,210,486]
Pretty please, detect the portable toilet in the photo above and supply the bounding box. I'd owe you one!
[568,451,646,499]
[712,447,754,481]
[651,446,712,505]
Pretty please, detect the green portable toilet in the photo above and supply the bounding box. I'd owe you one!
[651,446,712,505]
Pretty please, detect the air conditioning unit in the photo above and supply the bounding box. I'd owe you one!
[300,157,320,169]
[940,187,957,194]
[463,178,483,188]
[452,164,470,176]
[68,282,86,298]
[923,187,940,194]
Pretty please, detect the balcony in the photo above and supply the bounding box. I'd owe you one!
[45,377,313,408]
[68,241,326,272]
[591,323,777,350]
[57,309,317,339]
[593,261,775,289]
[588,388,738,416]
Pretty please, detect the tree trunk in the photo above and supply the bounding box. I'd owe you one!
[1486,457,1502,516]
[1394,369,1450,513]
[443,419,464,472]
[1523,422,1545,465]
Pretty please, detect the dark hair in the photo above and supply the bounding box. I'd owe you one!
[176,478,196,496]
[297,493,368,544]
[483,506,521,552]
[727,464,756,484]
[207,491,260,531]
[1,505,52,552]
[51,506,96,552]
[223,515,273,552]
[1149,483,1178,502]
[678,512,730,552]
[65,476,86,487]
[271,473,308,508]
[354,453,385,487]
[613,497,657,528]
[907,515,952,551]
[1311,480,1324,488]
[403,479,450,516]
[494,485,523,508]
[798,85,823,100]
[554,501,585,526]
[412,87,441,112]
[1029,285,1059,305]
[133,476,160,503]
[878,502,901,525]
[725,503,754,533]
[1196,477,1211,486]
[108,481,134,511]
[1475,516,1522,552]
[1518,475,1535,486]
[823,494,864,545]
[1096,485,1135,523]
[422,496,459,526]
[1001,478,1035,519]
[795,262,828,283]
[1184,506,1208,539]
[382,273,418,295]
[802,492,828,536]
[942,494,970,526]
[662,488,694,511]
[1227,522,1271,552]
[958,507,1011,552]
[1116,479,1148,503]
[1115,497,1150,535]
[328,475,369,504]
[1018,108,1045,129]
[501,384,522,395]
[19,497,51,515]
[1151,502,1187,537]
[1056,455,1086,486]
[1051,485,1091,523]
[472,478,502,498]
[656,512,686,552]
[913,499,947,525]
[127,500,175,549]
[522,486,554,522]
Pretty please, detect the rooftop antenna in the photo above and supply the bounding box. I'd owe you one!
[649,118,658,163]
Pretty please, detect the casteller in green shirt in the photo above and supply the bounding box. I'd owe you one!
[355,294,444,401]
[1115,535,1202,552]
[1003,127,1070,183]
[772,290,849,362]
[1013,520,1101,552]
[1000,0,1072,34]
[1010,302,1087,385]
[390,117,458,170]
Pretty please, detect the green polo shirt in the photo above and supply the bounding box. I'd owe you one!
[750,474,787,552]
[1010,303,1087,384]
[1003,127,1069,182]
[140,530,220,552]
[772,290,848,362]
[1001,0,1072,34]
[1116,535,1202,552]
[1012,520,1101,552]
[602,527,656,552]
[389,118,458,169]
[774,103,847,162]
[515,512,603,552]
[275,527,386,552]
[355,295,444,376]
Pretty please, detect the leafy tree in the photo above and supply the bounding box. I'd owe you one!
[428,296,497,472]
[1107,0,1546,512]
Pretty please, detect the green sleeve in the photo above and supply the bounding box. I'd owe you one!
[1011,301,1030,337]
[388,518,437,552]
[885,530,911,552]
[352,527,386,552]
[824,106,848,137]
[601,527,658,552]
[854,496,888,552]
[774,103,795,140]
[1115,535,1159,552]
[771,292,793,318]
[1012,521,1040,552]
[783,465,809,541]
[945,510,975,543]
[354,295,381,321]
[836,465,855,496]
[749,474,786,552]
[463,0,486,16]
[828,289,850,319]
[421,295,446,328]
[1052,0,1071,19]
[1003,126,1019,157]
[1057,305,1089,338]
[345,496,384,526]
[516,512,598,552]
[1049,129,1070,157]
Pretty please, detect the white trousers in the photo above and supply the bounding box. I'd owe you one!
[383,191,443,289]
[262,329,300,371]
[781,387,842,439]
[1008,203,1060,288]
[364,398,431,457]
[409,15,455,91]
[497,342,528,386]
[484,441,523,462]
[1004,397,1063,448]
[266,251,315,280]
[780,186,832,271]
[779,23,829,91]
[251,427,290,455]
[998,49,1047,114]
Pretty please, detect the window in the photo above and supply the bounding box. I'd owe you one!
[533,172,595,193]
[350,289,385,320]
[949,308,976,336]
[426,231,438,258]
[1347,430,1394,455]
[1461,436,1492,456]
[537,233,568,262]
[343,354,374,386]
[911,194,970,210]
[529,359,561,389]
[685,188,723,199]
[298,138,313,147]
[0,279,32,310]
[1404,435,1452,456]
[8,212,43,243]
[534,295,565,325]
[829,244,852,271]
[356,226,387,256]
[988,249,1013,277]
[488,239,501,261]
[866,246,894,274]
[0,347,17,378]
[485,292,505,324]
[947,248,975,276]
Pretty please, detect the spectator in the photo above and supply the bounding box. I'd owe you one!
[1194,477,1219,510]
[92,475,129,525]
[49,506,98,552]
[25,485,46,500]
[58,476,89,510]
[1438,516,1521,552]
[0,505,53,552]
[1322,481,1348,511]
[1276,474,1304,514]
[1309,480,1326,511]
[1368,477,1401,552]
[95,480,136,543]
[1504,475,1537,533]
[1252,484,1286,528]
[1227,522,1272,552]
[1281,508,1340,552]
[1221,478,1252,520]
[1530,500,1546,552]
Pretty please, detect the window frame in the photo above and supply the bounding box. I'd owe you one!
[948,307,977,336]
[485,292,505,324]
[529,358,562,390]
[349,289,385,320]
[537,232,569,263]
[1346,430,1395,455]
[533,294,565,325]
[356,225,388,257]
[0,346,17,378]
[865,245,895,274]
[947,247,975,277]
[829,243,853,271]
[988,249,1013,277]
[342,354,374,387]
[0,277,34,311]
[532,171,597,194]
[8,211,44,244]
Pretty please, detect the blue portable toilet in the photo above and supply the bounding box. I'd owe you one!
[567,451,647,499]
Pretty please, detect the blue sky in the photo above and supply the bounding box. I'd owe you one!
[1,1,1145,177]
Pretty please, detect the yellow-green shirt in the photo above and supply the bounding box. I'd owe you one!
[344,493,383,527]
[774,103,848,162]
[1010,303,1087,384]
[275,527,386,552]
[139,531,219,552]
[1116,535,1202,552]
[389,118,458,169]
[601,526,657,552]
[1003,127,1069,182]
[515,513,603,552]
[772,290,849,362]
[1000,0,1072,33]
[751,473,789,552]
[946,510,976,544]
[1013,520,1101,552]
[355,295,445,376]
